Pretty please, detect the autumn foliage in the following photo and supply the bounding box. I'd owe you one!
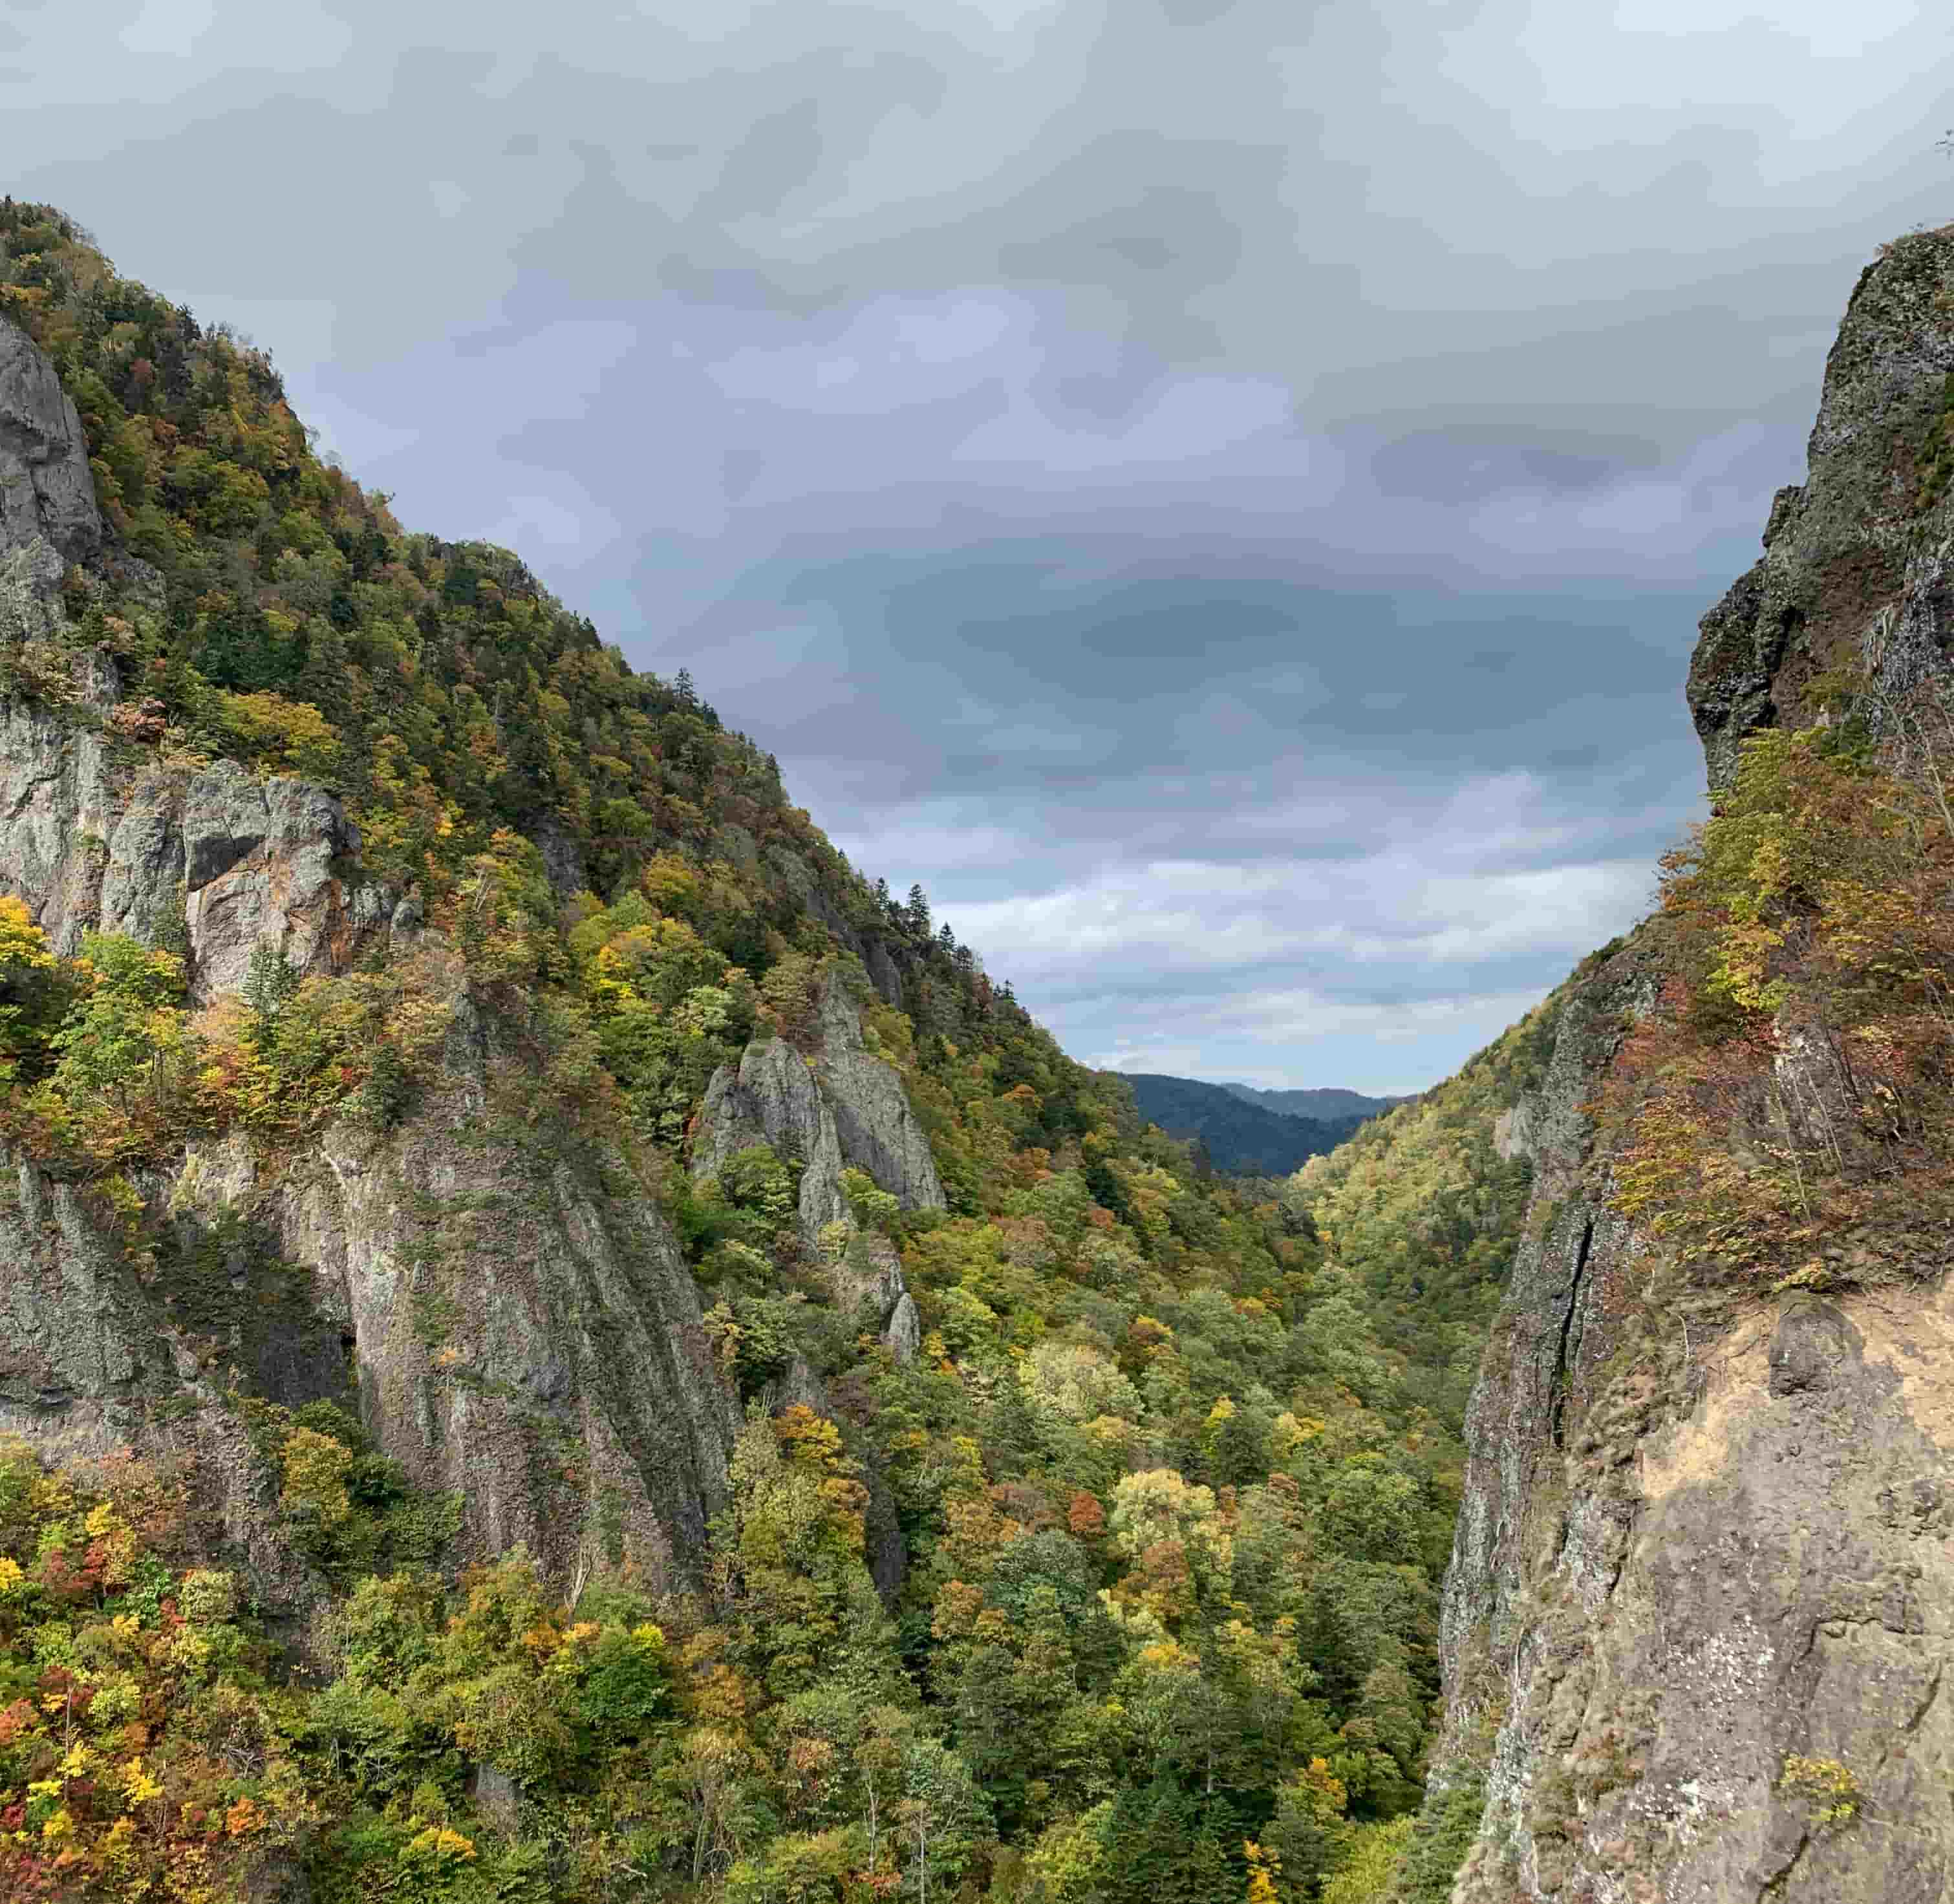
[1600,696,1954,1289]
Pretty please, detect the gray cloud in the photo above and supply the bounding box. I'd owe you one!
[6,0,1952,1088]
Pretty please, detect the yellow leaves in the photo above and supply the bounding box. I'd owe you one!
[1244,1839,1282,1904]
[404,1824,478,1864]
[215,690,341,776]
[1298,1755,1350,1817]
[1780,1753,1862,1830]
[1271,1412,1324,1462]
[1708,915,1787,1013]
[0,894,55,972]
[120,1755,164,1808]
[165,1627,212,1675]
[773,1405,846,1472]
[0,1556,24,1598]
[1135,1638,1197,1675]
[279,1426,355,1528]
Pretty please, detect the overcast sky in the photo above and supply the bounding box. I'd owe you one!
[6,1,1952,1091]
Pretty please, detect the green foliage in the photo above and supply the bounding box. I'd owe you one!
[1387,1770,1487,1904]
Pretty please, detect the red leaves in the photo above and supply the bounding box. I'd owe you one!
[34,1546,103,1605]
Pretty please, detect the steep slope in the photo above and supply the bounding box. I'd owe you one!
[1416,222,1954,1904]
[1123,1069,1369,1173]
[0,202,1540,1903]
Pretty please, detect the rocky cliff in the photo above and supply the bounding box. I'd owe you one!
[0,306,938,1609]
[1425,224,1954,1903]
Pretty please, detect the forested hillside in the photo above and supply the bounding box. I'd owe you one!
[0,201,1558,1904]
[1121,1073,1369,1175]
[1221,1086,1400,1125]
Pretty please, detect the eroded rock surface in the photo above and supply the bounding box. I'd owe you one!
[1,679,406,988]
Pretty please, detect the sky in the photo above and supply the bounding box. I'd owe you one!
[5,1,1952,1092]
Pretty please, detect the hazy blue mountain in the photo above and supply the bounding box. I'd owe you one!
[1218,1081,1406,1121]
[1122,1072,1374,1175]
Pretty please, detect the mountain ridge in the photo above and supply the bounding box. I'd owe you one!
[1121,1070,1375,1175]
[1218,1080,1405,1121]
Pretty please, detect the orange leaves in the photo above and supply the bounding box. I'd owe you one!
[930,1580,984,1643]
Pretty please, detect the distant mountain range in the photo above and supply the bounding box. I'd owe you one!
[1121,1073,1404,1177]
[1217,1080,1406,1122]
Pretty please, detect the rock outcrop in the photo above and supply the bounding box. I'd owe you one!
[1,317,401,992]
[1689,228,1954,790]
[0,685,409,992]
[0,310,747,1599]
[693,980,943,1360]
[1430,224,1954,1903]
[694,981,945,1239]
[0,963,738,1594]
[0,317,102,563]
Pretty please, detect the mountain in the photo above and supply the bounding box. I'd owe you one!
[1122,1070,1372,1174]
[1219,1080,1404,1122]
[1401,222,1954,1903]
[0,202,1530,1904]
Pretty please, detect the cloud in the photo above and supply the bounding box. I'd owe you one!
[6,0,1945,1089]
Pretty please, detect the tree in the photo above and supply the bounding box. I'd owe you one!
[242,938,300,1044]
[0,895,65,1084]
[895,1736,991,1904]
[49,932,191,1111]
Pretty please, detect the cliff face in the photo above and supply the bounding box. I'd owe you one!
[0,311,942,1607]
[1431,225,1954,1903]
